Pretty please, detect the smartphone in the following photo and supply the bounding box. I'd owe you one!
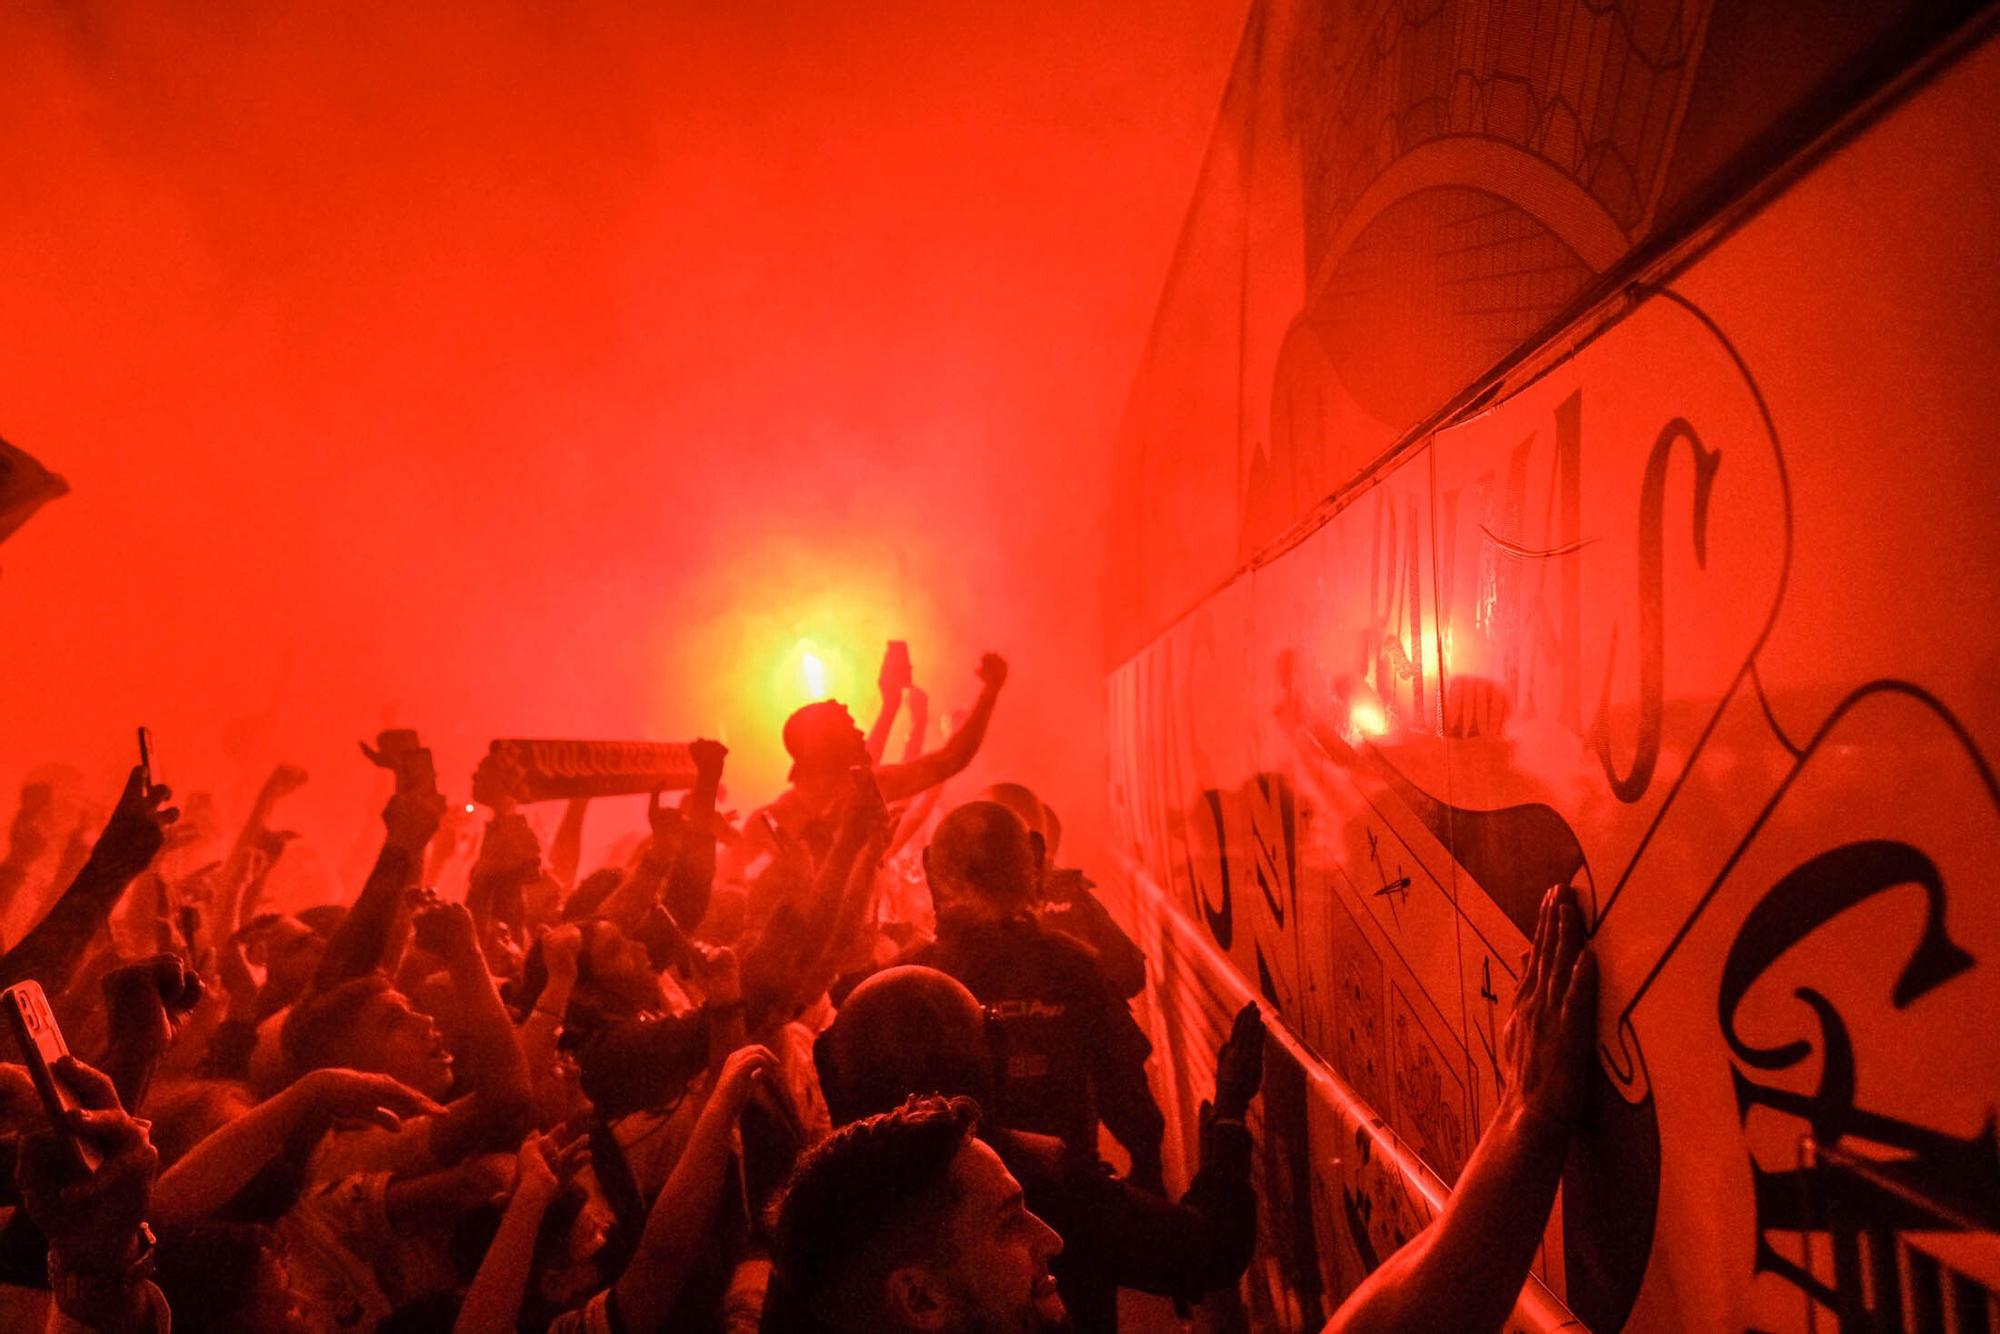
[137,726,157,791]
[1,982,102,1173]
[884,640,911,680]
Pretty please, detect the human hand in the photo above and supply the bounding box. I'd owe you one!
[473,812,542,883]
[293,1068,448,1131]
[689,738,728,787]
[15,1058,157,1270]
[251,826,301,863]
[1499,884,1597,1135]
[258,763,310,804]
[383,786,447,855]
[100,954,204,1058]
[1211,1003,1266,1122]
[92,767,179,882]
[905,685,929,725]
[512,1126,590,1208]
[645,789,687,864]
[701,946,742,1006]
[541,922,584,985]
[470,747,528,813]
[714,1043,778,1112]
[455,1153,519,1210]
[878,642,913,699]
[412,900,478,960]
[0,1062,41,1127]
[975,652,1008,691]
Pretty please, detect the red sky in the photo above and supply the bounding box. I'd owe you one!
[0,1,1247,884]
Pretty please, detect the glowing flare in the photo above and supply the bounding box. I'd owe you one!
[801,650,828,699]
[1349,698,1390,739]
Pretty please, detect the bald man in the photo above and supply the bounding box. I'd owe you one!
[980,783,1146,999]
[893,800,1166,1193]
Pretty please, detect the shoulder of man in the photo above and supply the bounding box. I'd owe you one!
[1024,919,1114,979]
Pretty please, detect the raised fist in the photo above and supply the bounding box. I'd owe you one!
[688,738,728,784]
[259,764,311,801]
[976,653,1009,691]
[383,787,447,854]
[101,954,204,1057]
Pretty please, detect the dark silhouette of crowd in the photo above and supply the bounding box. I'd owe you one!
[0,645,1594,1332]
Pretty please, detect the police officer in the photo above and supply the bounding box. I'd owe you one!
[896,800,1166,1194]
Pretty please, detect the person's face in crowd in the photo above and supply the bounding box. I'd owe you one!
[352,987,455,1100]
[899,1139,1068,1333]
[257,917,325,995]
[483,918,523,979]
[583,921,660,1013]
[790,701,869,779]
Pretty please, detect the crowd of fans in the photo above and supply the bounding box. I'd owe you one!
[0,645,1595,1333]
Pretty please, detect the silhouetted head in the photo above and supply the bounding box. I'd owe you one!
[773,1094,1069,1334]
[283,975,455,1099]
[784,699,868,782]
[817,966,993,1124]
[516,917,660,1019]
[978,783,1063,864]
[924,801,1044,925]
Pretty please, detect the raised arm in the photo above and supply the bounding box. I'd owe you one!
[466,812,542,942]
[0,768,177,995]
[152,1068,443,1227]
[1324,884,1595,1334]
[609,1044,777,1333]
[415,902,534,1163]
[662,739,726,932]
[93,955,204,1115]
[518,922,580,1108]
[1025,1006,1262,1307]
[874,654,1007,803]
[312,785,442,994]
[864,643,912,765]
[218,765,308,932]
[545,796,591,894]
[740,778,890,1031]
[453,1129,589,1334]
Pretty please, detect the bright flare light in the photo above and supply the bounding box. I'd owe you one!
[1349,698,1390,739]
[800,649,829,699]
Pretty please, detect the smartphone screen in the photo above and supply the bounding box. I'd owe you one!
[1,982,102,1173]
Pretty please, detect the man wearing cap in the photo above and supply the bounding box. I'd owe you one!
[749,652,1008,865]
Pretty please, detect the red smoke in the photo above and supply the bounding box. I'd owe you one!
[0,2,1246,881]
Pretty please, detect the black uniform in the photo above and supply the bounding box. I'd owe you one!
[1037,866,1148,1000]
[906,914,1166,1190]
